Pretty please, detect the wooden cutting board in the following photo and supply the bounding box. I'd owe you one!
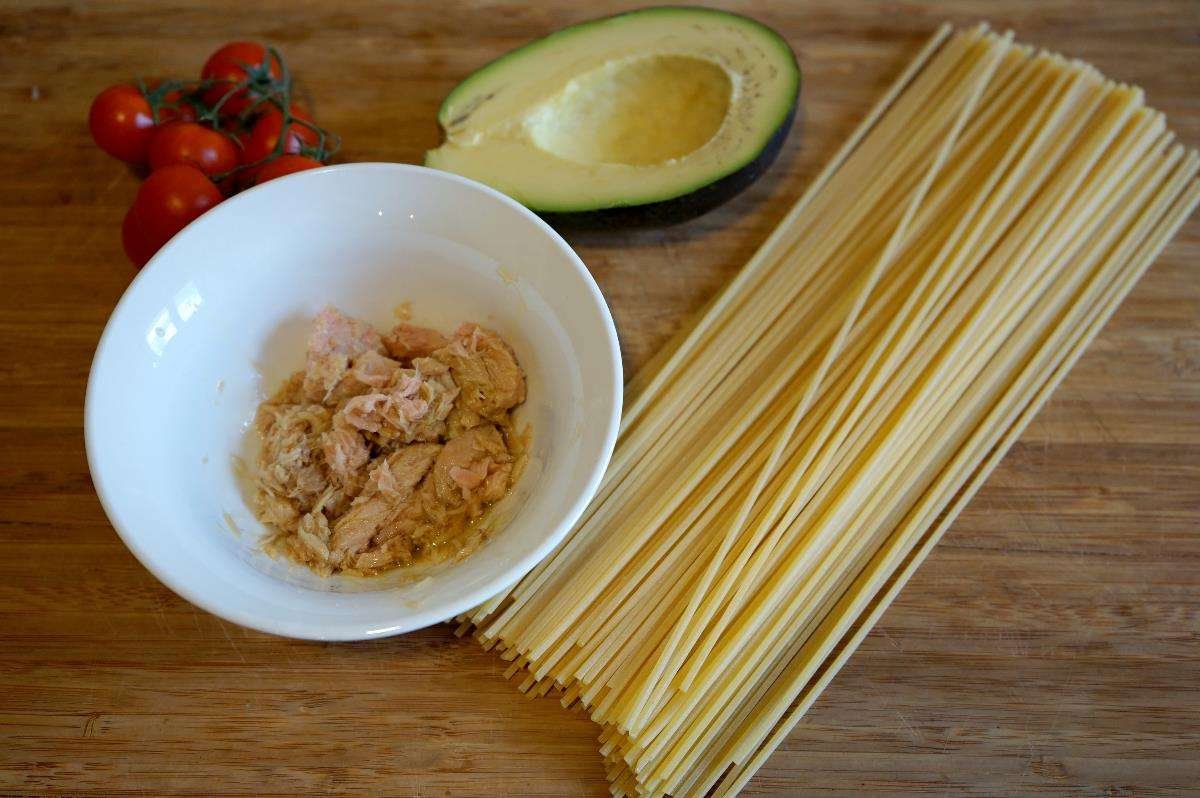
[1,1,1196,795]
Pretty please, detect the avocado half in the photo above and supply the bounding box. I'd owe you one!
[424,6,801,227]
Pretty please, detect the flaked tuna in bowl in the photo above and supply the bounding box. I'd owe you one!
[85,163,622,641]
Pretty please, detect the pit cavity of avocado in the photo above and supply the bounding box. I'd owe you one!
[524,54,733,167]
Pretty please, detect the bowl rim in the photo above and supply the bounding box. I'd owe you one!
[85,161,623,641]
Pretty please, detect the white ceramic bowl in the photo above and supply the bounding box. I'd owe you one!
[86,163,621,641]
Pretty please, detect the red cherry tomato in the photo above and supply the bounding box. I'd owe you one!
[164,103,198,124]
[130,164,223,251]
[146,80,198,124]
[200,42,282,117]
[89,84,156,164]
[220,116,251,149]
[148,122,239,177]
[121,206,158,268]
[254,155,323,185]
[219,119,252,193]
[240,107,318,166]
[216,173,240,197]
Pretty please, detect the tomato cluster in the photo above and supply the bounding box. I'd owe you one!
[88,42,339,267]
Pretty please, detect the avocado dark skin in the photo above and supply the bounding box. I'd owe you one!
[539,103,799,231]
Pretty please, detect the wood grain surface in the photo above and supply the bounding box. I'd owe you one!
[1,1,1198,795]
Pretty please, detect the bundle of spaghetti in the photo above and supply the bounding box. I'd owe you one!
[457,24,1199,798]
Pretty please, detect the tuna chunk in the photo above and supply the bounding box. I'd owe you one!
[370,476,437,546]
[402,358,459,440]
[328,443,441,562]
[433,424,513,515]
[302,306,386,402]
[353,541,404,572]
[337,393,388,434]
[256,491,300,531]
[433,324,525,422]
[310,350,403,407]
[320,427,370,493]
[445,405,485,438]
[366,443,442,497]
[383,322,449,361]
[350,350,402,389]
[308,305,386,360]
[289,510,334,573]
[353,473,478,571]
[334,357,459,444]
[255,403,332,510]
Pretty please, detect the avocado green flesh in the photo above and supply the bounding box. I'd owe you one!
[425,7,800,215]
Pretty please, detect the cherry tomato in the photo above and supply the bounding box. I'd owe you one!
[240,107,318,166]
[216,172,241,197]
[148,122,239,176]
[121,206,158,268]
[165,102,198,123]
[146,80,198,124]
[130,164,223,251]
[220,116,251,149]
[89,84,155,164]
[200,42,282,117]
[254,155,323,185]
